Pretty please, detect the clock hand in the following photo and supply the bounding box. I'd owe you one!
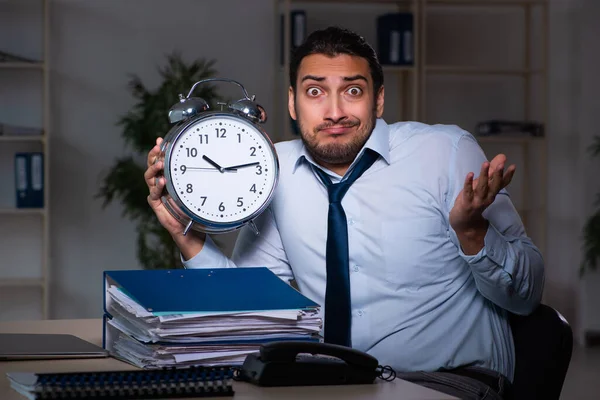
[222,161,261,171]
[202,155,224,173]
[184,167,236,172]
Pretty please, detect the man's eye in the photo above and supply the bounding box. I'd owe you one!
[307,87,322,97]
[347,87,363,96]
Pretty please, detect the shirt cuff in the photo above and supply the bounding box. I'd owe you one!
[456,223,510,274]
[181,234,230,269]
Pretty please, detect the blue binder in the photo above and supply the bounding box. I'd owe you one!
[279,10,306,65]
[102,268,321,353]
[103,267,319,316]
[376,13,414,66]
[14,152,44,208]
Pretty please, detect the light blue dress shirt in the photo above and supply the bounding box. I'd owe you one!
[184,118,545,381]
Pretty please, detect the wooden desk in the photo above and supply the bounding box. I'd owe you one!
[0,319,455,399]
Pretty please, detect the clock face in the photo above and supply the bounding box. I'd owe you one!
[167,114,277,225]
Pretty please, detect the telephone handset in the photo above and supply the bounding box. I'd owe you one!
[239,341,384,387]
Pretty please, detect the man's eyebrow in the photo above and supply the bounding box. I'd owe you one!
[300,74,368,83]
[343,74,368,83]
[301,75,325,83]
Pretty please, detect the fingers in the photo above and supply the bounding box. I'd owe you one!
[489,153,507,172]
[502,164,517,188]
[145,160,165,201]
[463,172,475,201]
[488,163,505,197]
[144,159,163,185]
[145,137,166,202]
[474,162,490,198]
[147,137,164,168]
[147,173,166,202]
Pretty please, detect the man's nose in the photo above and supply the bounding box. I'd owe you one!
[324,95,347,123]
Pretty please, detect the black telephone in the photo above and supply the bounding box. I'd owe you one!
[239,341,380,387]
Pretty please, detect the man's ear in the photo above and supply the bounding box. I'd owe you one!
[288,87,297,120]
[376,86,385,118]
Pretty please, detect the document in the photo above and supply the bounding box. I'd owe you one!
[103,268,323,368]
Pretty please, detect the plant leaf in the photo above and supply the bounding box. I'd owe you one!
[581,212,600,274]
[98,53,220,270]
[589,136,600,158]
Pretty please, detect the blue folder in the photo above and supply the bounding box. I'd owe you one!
[103,267,319,316]
[102,268,321,352]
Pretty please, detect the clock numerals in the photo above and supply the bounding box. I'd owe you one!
[200,196,207,206]
[216,128,226,138]
[199,134,209,144]
[250,184,256,193]
[186,147,198,157]
[219,202,225,212]
[255,165,263,175]
[180,165,187,174]
[249,147,256,156]
[237,197,244,207]
[186,184,193,193]
[237,133,242,143]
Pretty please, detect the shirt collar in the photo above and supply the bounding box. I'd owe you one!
[292,118,391,174]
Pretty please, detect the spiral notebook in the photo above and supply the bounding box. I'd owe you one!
[7,366,235,399]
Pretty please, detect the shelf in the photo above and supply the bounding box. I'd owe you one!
[0,62,44,70]
[0,278,44,288]
[475,135,545,144]
[382,65,416,73]
[286,0,415,4]
[0,135,45,143]
[0,208,46,216]
[426,66,544,76]
[426,0,547,6]
[288,0,546,5]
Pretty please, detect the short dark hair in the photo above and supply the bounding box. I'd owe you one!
[289,26,384,94]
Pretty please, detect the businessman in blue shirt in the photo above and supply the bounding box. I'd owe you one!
[145,27,544,399]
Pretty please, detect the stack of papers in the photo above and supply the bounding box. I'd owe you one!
[103,268,322,369]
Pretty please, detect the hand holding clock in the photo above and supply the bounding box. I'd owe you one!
[145,137,207,259]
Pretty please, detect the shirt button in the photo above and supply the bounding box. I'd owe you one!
[353,265,360,272]
[357,310,364,317]
[348,217,355,226]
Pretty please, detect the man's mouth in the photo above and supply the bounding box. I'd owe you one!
[318,123,357,135]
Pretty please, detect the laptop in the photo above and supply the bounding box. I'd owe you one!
[0,333,109,360]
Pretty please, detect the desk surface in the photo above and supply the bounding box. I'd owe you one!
[0,319,455,400]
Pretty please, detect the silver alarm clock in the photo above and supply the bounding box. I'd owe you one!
[157,78,279,235]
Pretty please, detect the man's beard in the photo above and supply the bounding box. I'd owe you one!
[296,109,376,166]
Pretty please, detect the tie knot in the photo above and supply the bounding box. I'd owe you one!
[313,149,379,204]
[328,182,350,203]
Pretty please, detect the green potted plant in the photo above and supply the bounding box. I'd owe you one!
[97,52,220,269]
[581,136,600,275]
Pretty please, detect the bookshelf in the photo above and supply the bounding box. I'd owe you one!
[276,0,548,257]
[419,0,549,258]
[0,0,51,320]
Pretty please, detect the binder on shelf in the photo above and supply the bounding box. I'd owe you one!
[103,268,322,368]
[376,13,414,66]
[280,10,306,65]
[14,152,44,208]
[475,120,545,137]
[7,366,235,399]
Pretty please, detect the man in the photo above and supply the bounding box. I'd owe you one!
[145,27,544,399]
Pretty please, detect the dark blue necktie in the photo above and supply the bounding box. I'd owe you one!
[312,149,379,347]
